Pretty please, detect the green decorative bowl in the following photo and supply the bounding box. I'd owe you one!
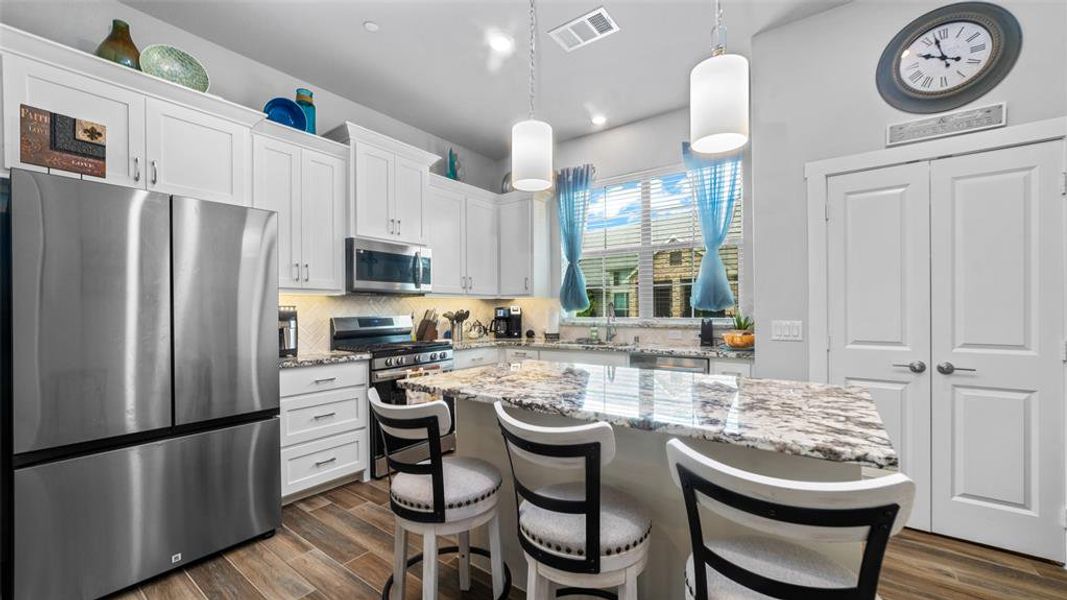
[140,44,209,92]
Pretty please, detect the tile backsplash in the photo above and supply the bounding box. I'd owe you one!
[280,294,560,354]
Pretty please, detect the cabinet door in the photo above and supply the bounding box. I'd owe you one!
[2,55,145,188]
[465,197,499,296]
[425,186,467,295]
[253,135,302,289]
[498,198,532,296]
[393,157,425,244]
[301,149,346,292]
[145,98,251,205]
[354,143,394,241]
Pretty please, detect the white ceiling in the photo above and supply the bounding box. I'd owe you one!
[122,0,848,158]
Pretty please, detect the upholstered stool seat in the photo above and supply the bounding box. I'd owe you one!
[519,482,651,560]
[391,456,502,520]
[683,536,884,600]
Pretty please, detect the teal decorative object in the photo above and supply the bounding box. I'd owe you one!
[446,148,461,180]
[95,19,140,70]
[295,88,316,134]
[140,44,209,92]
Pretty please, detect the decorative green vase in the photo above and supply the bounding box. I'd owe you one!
[95,19,140,70]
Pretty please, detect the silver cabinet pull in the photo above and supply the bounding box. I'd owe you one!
[150,160,158,185]
[388,218,394,234]
[304,263,310,282]
[892,361,927,374]
[314,456,337,467]
[133,157,141,182]
[313,376,337,384]
[524,276,529,290]
[396,219,401,236]
[292,262,301,281]
[312,411,336,420]
[937,362,976,375]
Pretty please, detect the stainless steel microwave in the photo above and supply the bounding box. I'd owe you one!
[345,237,431,294]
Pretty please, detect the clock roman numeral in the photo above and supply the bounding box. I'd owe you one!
[906,62,921,70]
[970,43,986,53]
[966,31,981,42]
[956,26,965,38]
[938,27,949,39]
[921,76,933,89]
[908,70,925,83]
[940,76,948,87]
[966,58,981,64]
[957,70,967,78]
[921,37,933,46]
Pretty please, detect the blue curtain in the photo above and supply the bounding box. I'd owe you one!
[556,164,596,312]
[683,142,741,311]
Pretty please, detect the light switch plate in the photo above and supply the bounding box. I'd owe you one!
[771,320,804,341]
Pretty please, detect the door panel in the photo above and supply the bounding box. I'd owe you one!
[11,171,171,453]
[354,143,393,241]
[426,186,466,295]
[827,162,931,529]
[300,150,345,291]
[930,141,1065,561]
[465,196,499,296]
[253,135,302,288]
[393,157,424,244]
[498,199,533,296]
[173,197,279,425]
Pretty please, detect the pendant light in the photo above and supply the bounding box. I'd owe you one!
[511,0,553,192]
[689,0,749,154]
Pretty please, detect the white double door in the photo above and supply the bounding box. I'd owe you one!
[827,140,1065,561]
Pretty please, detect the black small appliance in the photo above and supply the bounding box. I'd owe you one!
[492,306,522,338]
[279,305,298,357]
[699,318,716,347]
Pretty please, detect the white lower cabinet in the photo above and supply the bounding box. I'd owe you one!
[279,361,370,498]
[453,347,501,369]
[710,359,752,377]
[504,348,539,361]
[537,349,630,367]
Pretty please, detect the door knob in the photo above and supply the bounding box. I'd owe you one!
[892,361,927,374]
[936,362,976,375]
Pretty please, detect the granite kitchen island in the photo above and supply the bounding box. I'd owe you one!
[398,360,898,598]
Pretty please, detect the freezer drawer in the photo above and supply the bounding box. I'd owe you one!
[173,196,279,424]
[11,170,172,454]
[13,418,281,600]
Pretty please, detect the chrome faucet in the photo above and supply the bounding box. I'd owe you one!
[606,303,618,343]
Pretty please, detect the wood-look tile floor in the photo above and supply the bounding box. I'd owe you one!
[104,477,1067,600]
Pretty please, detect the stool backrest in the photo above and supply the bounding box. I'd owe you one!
[494,402,614,574]
[666,438,914,600]
[369,388,451,523]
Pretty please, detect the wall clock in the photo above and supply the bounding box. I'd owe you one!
[876,2,1021,113]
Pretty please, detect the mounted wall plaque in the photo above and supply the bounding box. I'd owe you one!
[886,103,1006,146]
[19,104,107,177]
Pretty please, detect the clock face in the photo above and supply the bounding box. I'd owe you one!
[897,21,993,94]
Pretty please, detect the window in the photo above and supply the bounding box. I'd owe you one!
[573,166,742,320]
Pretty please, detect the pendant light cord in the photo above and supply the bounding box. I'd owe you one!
[528,0,537,119]
[712,0,727,56]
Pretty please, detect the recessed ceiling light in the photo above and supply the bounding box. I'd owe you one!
[591,114,607,126]
[486,29,515,55]
[363,21,380,32]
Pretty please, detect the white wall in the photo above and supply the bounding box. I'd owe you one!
[750,0,1067,380]
[0,0,499,190]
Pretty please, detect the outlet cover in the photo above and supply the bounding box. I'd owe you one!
[771,320,804,341]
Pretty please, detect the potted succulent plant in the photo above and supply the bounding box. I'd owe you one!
[722,313,755,349]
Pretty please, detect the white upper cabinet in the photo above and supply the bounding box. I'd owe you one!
[325,122,439,245]
[425,185,467,295]
[146,97,251,206]
[465,195,499,296]
[252,123,347,294]
[2,54,145,187]
[498,193,550,297]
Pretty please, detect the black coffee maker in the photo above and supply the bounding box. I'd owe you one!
[492,306,522,338]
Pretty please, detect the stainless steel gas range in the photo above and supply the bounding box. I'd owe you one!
[330,315,455,478]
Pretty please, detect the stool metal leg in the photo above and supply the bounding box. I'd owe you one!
[489,513,504,598]
[422,533,438,599]
[393,523,408,600]
[458,531,471,591]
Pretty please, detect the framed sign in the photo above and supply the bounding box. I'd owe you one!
[20,104,107,177]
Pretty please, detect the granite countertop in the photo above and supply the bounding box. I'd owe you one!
[398,360,897,469]
[451,338,755,360]
[279,351,372,369]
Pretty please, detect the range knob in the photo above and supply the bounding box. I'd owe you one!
[428,352,438,360]
[413,355,423,363]
[397,356,407,365]
[384,357,394,367]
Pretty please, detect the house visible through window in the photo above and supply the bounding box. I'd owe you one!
[573,166,742,320]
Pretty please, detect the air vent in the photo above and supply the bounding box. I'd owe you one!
[548,6,620,52]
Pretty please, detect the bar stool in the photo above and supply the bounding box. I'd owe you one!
[369,389,510,600]
[494,402,652,600]
[665,438,915,600]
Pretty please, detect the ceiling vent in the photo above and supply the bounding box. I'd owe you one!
[548,6,620,52]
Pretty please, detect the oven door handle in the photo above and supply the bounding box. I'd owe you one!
[372,362,454,383]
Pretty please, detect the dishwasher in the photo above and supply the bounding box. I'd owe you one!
[628,353,710,373]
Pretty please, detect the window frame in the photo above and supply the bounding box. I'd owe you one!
[563,163,744,326]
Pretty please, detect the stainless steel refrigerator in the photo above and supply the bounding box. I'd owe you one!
[0,170,281,599]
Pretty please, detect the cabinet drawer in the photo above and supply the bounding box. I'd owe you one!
[280,362,368,396]
[505,348,539,361]
[454,348,500,369]
[539,349,629,367]
[281,387,367,447]
[280,430,367,496]
[710,360,752,378]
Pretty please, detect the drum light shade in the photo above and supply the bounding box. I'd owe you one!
[511,119,553,191]
[689,52,749,154]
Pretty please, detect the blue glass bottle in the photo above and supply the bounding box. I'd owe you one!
[295,88,316,134]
